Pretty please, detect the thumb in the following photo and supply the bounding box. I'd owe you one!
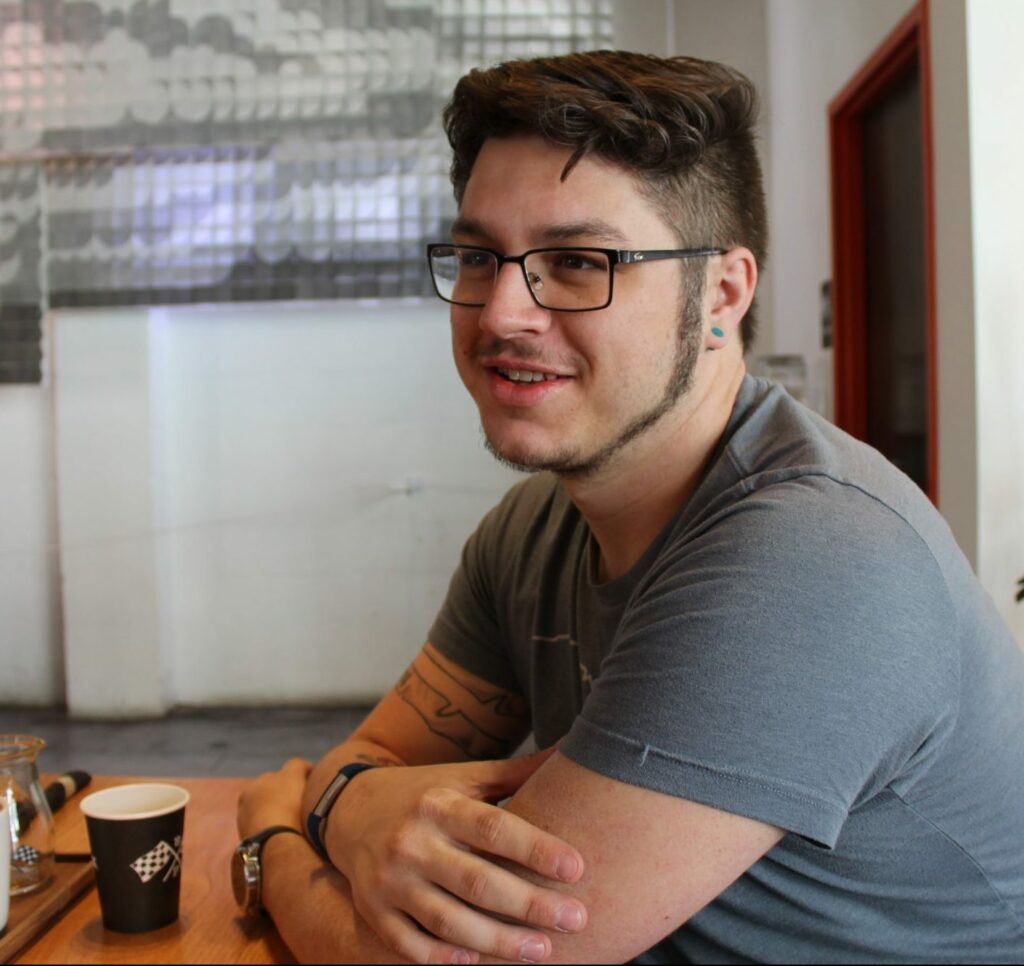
[466,745,558,800]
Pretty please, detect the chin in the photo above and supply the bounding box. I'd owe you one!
[483,430,554,473]
[483,428,596,477]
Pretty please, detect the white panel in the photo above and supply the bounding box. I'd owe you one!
[929,0,978,566]
[148,300,518,703]
[0,386,62,705]
[54,309,165,716]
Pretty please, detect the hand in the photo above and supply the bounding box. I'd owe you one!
[326,750,588,965]
[238,758,312,840]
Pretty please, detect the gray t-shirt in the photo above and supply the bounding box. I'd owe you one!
[430,375,1024,963]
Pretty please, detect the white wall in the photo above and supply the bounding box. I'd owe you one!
[53,301,520,716]
[0,376,63,705]
[929,0,977,567]
[964,0,1024,644]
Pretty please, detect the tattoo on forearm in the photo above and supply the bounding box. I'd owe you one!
[396,663,525,760]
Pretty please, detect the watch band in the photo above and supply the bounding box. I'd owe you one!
[245,824,304,848]
[306,762,376,859]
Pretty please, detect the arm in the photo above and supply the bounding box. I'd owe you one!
[483,752,785,963]
[300,642,534,817]
[239,760,413,964]
[241,644,589,964]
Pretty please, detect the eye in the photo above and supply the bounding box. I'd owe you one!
[552,251,602,271]
[458,249,493,269]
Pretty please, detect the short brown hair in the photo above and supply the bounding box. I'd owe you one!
[443,50,767,348]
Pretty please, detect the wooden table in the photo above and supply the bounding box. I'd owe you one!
[10,777,295,964]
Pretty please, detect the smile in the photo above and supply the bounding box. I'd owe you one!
[496,367,563,383]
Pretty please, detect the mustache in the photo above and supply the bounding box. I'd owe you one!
[471,338,584,370]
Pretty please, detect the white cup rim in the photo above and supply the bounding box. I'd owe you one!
[80,783,190,821]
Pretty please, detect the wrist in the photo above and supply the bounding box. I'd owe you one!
[307,762,377,863]
[233,825,305,919]
[260,831,314,917]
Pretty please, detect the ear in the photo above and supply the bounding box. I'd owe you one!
[706,247,757,350]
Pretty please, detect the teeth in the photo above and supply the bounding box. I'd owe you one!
[498,368,560,383]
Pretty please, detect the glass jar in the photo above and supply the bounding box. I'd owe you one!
[0,735,55,895]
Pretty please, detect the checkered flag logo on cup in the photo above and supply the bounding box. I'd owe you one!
[130,835,182,884]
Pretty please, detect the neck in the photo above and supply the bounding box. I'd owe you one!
[562,355,746,583]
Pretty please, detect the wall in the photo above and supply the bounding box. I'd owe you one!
[54,301,520,716]
[964,0,1024,643]
[0,376,62,704]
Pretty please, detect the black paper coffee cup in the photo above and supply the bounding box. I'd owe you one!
[80,784,190,933]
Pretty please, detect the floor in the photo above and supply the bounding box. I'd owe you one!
[0,706,372,778]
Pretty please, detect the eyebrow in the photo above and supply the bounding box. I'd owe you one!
[450,217,489,240]
[539,220,630,246]
[450,217,630,247]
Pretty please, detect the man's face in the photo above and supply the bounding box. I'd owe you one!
[450,135,705,478]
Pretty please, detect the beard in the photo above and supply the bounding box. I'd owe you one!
[483,272,705,479]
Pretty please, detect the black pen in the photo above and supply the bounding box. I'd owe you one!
[15,771,92,830]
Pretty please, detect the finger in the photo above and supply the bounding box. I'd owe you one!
[373,907,480,966]
[465,748,558,801]
[406,885,554,964]
[440,797,584,883]
[282,758,313,779]
[432,847,587,935]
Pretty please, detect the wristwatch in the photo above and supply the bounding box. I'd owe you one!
[232,825,304,918]
[306,762,376,859]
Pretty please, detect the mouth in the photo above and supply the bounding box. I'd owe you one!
[480,362,572,408]
[493,366,565,384]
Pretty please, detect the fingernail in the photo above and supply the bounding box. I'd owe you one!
[520,939,547,963]
[451,952,473,966]
[555,904,583,932]
[556,854,580,881]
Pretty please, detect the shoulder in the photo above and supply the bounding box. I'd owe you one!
[652,470,957,645]
[625,466,961,733]
[690,378,960,607]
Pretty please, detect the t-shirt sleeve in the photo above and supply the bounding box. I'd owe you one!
[428,483,527,693]
[558,476,959,848]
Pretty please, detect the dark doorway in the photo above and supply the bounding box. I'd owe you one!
[862,65,926,487]
[830,1,936,501]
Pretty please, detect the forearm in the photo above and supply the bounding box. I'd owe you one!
[261,831,412,965]
[301,735,406,819]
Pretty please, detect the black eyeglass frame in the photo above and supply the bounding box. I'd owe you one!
[425,243,727,312]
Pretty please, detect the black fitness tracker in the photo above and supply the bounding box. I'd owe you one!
[305,762,376,860]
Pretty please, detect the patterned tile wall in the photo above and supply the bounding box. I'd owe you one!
[0,0,614,383]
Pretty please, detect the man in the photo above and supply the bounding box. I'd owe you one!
[236,51,1024,963]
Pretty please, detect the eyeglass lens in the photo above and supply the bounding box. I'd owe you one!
[430,247,612,310]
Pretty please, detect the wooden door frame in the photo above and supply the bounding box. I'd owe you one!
[829,0,937,503]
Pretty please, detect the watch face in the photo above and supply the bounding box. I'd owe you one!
[231,845,258,913]
[231,846,248,908]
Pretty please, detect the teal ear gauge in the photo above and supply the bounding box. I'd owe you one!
[711,326,725,338]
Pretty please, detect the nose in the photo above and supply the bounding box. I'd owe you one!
[476,261,553,340]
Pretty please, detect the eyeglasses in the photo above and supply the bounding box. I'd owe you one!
[425,244,726,312]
